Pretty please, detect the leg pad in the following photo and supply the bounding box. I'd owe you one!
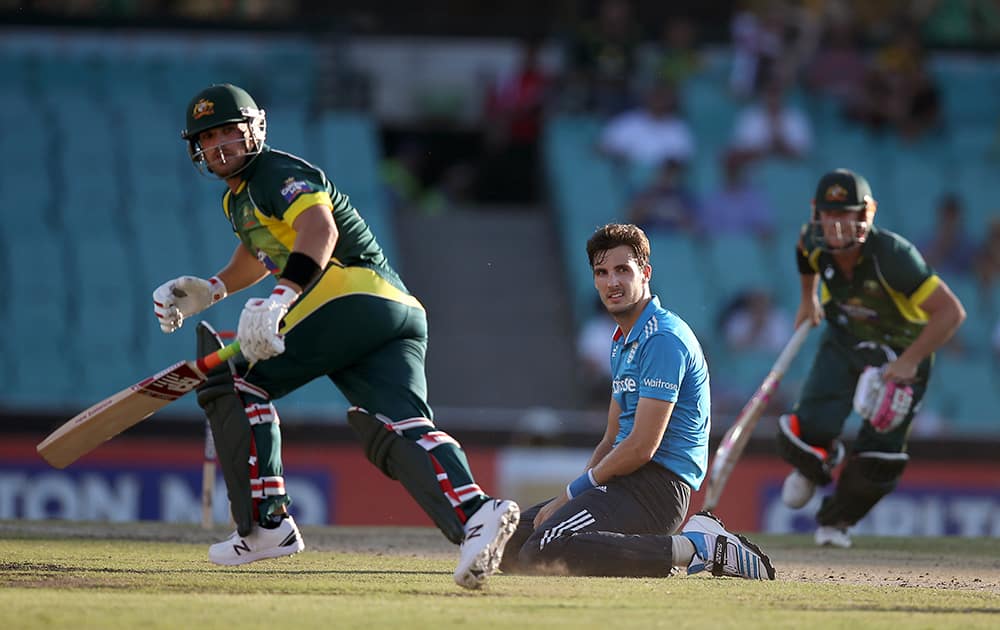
[347,409,465,543]
[817,451,909,527]
[776,414,844,486]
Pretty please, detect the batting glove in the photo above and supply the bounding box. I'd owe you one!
[153,275,227,334]
[237,285,299,364]
[852,366,914,433]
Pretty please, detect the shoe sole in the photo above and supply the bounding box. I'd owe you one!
[209,534,306,566]
[689,511,776,580]
[454,502,520,589]
[815,532,852,549]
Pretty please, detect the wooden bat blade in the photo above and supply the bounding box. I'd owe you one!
[702,321,813,511]
[36,360,207,469]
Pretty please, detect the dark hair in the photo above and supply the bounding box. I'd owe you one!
[586,223,650,268]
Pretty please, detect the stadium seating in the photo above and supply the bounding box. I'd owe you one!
[0,41,381,420]
[1,37,996,434]
[544,52,1000,434]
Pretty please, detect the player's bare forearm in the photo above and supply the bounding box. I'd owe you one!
[281,205,337,292]
[217,244,270,294]
[591,397,673,484]
[796,273,822,327]
[586,437,615,470]
[586,398,621,468]
[897,282,967,369]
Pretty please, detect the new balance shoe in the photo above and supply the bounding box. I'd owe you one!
[815,525,852,548]
[681,511,775,580]
[454,499,520,589]
[781,470,816,509]
[208,515,305,566]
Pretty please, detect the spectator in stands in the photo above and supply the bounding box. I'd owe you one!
[717,289,793,354]
[917,193,976,277]
[641,16,702,89]
[564,0,643,115]
[804,19,869,110]
[479,38,551,203]
[626,158,699,234]
[697,149,776,240]
[730,78,813,161]
[847,20,941,140]
[973,218,1000,291]
[918,0,1000,47]
[728,0,787,99]
[577,297,616,407]
[598,82,695,167]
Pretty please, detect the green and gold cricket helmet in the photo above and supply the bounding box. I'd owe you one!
[181,84,266,171]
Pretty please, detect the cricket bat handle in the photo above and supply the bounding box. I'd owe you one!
[702,321,813,512]
[196,340,241,375]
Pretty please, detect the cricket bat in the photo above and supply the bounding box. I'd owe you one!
[36,341,242,469]
[702,321,813,512]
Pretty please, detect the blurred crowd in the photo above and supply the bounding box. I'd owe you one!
[9,0,1000,417]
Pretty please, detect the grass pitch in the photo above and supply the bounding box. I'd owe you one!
[2,521,998,629]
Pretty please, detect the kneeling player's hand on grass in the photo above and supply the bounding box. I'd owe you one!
[237,285,299,363]
[153,275,227,333]
[534,494,568,529]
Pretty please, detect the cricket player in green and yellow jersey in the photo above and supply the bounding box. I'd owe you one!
[151,84,519,589]
[777,169,966,548]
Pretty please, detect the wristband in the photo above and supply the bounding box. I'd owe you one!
[566,469,598,500]
[280,251,322,289]
[208,275,228,303]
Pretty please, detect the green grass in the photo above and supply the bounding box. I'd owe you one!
[1,524,998,629]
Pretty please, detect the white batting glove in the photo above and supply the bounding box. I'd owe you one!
[237,285,300,364]
[152,275,227,334]
[853,366,914,433]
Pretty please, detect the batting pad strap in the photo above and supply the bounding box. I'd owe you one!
[245,403,279,426]
[417,431,461,451]
[452,483,485,504]
[250,476,286,498]
[386,417,436,433]
[234,376,270,400]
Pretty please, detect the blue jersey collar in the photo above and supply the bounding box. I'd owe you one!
[612,295,661,345]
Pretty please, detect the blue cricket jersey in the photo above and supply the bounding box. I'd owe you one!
[609,295,711,490]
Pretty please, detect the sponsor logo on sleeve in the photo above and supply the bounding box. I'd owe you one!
[280,177,314,203]
[642,377,679,392]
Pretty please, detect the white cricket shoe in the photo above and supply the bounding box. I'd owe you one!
[815,525,852,548]
[781,470,816,509]
[454,499,520,589]
[681,511,775,580]
[208,515,305,566]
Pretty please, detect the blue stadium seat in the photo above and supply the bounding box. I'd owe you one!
[880,151,951,236]
[703,233,776,312]
[316,112,397,264]
[545,115,629,324]
[930,353,1000,435]
[748,159,815,227]
[933,60,1000,125]
[646,233,712,335]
